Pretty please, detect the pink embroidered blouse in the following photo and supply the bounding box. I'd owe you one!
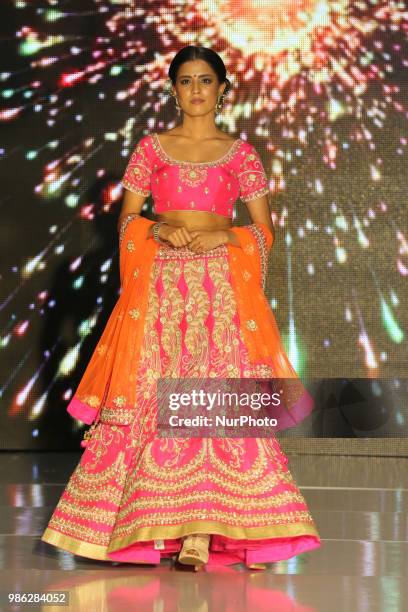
[121,132,269,218]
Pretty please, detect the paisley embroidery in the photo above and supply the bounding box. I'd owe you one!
[179,165,208,187]
[238,145,269,202]
[121,139,152,196]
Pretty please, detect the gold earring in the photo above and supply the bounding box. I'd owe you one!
[163,79,181,115]
[215,95,224,114]
[174,97,181,115]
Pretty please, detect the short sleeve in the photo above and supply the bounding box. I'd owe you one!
[121,136,152,197]
[238,143,269,202]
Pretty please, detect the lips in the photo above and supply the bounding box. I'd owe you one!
[191,99,204,104]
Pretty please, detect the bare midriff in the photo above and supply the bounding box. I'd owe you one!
[156,210,233,232]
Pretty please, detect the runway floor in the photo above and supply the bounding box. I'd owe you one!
[0,451,406,611]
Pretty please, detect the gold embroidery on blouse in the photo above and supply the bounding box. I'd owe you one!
[121,179,150,197]
[179,166,208,187]
[151,133,242,167]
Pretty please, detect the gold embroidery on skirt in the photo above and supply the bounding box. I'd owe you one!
[113,508,314,533]
[56,500,117,526]
[207,257,241,378]
[183,259,210,374]
[159,438,192,469]
[115,489,306,514]
[137,261,161,388]
[130,468,283,495]
[47,516,111,546]
[159,260,184,376]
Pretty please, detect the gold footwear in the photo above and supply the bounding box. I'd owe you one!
[178,534,210,566]
[247,563,267,570]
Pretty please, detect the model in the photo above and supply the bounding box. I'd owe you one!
[41,45,321,571]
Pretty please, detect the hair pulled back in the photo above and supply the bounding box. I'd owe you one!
[168,46,231,98]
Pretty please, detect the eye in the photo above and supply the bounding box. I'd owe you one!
[203,78,212,83]
[180,79,189,85]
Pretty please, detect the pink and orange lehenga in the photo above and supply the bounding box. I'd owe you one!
[41,132,321,567]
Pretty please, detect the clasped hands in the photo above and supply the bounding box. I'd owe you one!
[158,223,228,253]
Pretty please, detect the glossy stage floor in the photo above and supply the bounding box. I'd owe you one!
[1,451,406,612]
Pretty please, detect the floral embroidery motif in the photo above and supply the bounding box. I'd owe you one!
[246,319,258,331]
[127,240,135,252]
[100,407,133,425]
[179,166,208,187]
[119,214,140,245]
[238,145,269,202]
[113,395,126,407]
[129,308,140,319]
[246,224,269,291]
[133,267,139,278]
[82,395,100,407]
[121,139,151,196]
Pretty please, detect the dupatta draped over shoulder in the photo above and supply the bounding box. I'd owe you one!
[67,216,314,431]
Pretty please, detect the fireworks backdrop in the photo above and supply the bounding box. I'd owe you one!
[1,1,408,449]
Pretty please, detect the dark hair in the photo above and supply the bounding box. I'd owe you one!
[168,46,231,97]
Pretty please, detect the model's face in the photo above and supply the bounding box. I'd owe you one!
[172,59,225,115]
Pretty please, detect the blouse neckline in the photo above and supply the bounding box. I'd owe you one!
[152,132,242,166]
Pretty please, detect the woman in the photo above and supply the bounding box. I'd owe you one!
[41,46,321,570]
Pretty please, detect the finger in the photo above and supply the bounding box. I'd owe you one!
[176,229,193,245]
[184,228,195,240]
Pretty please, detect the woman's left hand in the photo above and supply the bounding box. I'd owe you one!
[187,229,228,253]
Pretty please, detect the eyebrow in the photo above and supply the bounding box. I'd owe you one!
[178,73,213,78]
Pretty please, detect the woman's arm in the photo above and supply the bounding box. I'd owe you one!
[244,193,274,241]
[220,193,274,246]
[117,189,145,233]
[119,189,191,246]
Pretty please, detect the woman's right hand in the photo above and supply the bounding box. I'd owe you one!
[159,223,194,247]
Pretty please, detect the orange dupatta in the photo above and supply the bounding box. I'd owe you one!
[67,215,157,425]
[227,222,314,430]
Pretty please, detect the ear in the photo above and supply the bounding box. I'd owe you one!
[218,83,226,96]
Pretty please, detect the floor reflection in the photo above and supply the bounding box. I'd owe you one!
[41,567,317,612]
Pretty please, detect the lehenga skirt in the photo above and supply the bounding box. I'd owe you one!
[41,241,321,566]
